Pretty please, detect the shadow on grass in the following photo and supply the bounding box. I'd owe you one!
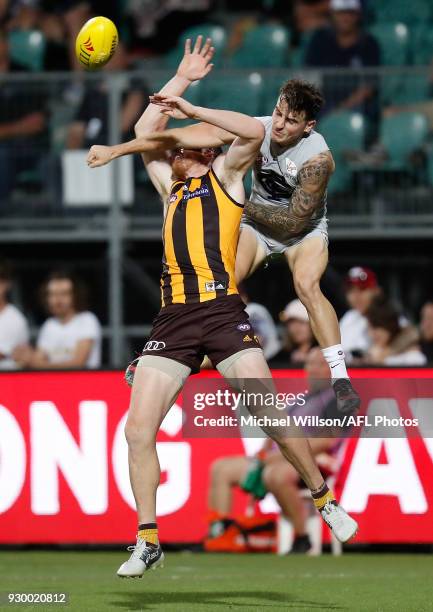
[110,589,346,610]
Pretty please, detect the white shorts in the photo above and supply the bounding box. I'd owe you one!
[240,215,329,257]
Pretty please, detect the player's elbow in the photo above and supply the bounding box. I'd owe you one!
[249,121,265,144]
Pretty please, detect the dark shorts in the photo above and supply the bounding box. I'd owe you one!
[141,294,262,373]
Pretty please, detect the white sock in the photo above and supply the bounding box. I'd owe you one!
[322,344,348,381]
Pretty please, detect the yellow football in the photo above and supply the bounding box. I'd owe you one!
[75,16,118,70]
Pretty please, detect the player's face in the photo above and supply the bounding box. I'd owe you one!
[420,304,433,341]
[46,279,75,319]
[271,100,315,147]
[170,148,211,180]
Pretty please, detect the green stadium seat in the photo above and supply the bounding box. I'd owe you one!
[370,23,410,107]
[411,25,433,65]
[370,0,433,25]
[370,23,410,66]
[202,72,263,116]
[8,29,46,71]
[229,25,289,68]
[318,111,366,193]
[380,111,429,168]
[164,24,227,69]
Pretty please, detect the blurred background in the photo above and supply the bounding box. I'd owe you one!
[0,0,433,369]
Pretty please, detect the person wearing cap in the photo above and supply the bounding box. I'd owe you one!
[339,266,381,362]
[305,0,380,132]
[277,299,316,366]
[340,266,418,364]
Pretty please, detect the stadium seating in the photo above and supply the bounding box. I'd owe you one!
[229,25,289,68]
[318,111,366,193]
[380,111,429,169]
[410,25,433,65]
[202,72,263,116]
[369,0,433,25]
[8,29,46,71]
[164,24,227,69]
[370,23,410,66]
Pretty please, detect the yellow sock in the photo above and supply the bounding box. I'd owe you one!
[311,484,336,511]
[138,524,159,545]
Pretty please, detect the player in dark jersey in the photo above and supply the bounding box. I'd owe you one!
[87,39,357,578]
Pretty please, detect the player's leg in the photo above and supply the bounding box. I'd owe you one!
[118,356,190,578]
[217,349,358,542]
[285,235,360,415]
[235,225,267,283]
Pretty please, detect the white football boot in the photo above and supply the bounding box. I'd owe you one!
[320,501,358,543]
[117,538,165,578]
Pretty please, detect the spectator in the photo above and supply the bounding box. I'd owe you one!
[238,285,281,361]
[66,43,147,149]
[205,348,342,554]
[305,0,380,132]
[0,31,49,202]
[0,259,29,370]
[420,301,433,364]
[365,298,426,366]
[274,299,315,366]
[339,266,381,362]
[13,270,102,369]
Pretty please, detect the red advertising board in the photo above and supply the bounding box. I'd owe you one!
[1,369,433,544]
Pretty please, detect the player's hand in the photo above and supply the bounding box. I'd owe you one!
[149,94,197,120]
[176,36,214,82]
[87,145,114,168]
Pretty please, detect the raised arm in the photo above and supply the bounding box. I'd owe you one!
[244,151,335,241]
[151,95,264,181]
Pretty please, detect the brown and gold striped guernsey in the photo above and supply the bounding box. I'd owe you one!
[161,168,243,306]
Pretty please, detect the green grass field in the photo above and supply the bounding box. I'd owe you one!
[1,552,432,611]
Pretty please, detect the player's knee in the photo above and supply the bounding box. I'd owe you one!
[124,420,156,449]
[293,272,321,305]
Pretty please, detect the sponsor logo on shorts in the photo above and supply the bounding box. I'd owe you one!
[144,340,166,351]
[243,335,253,342]
[237,323,251,331]
[205,280,227,292]
[253,335,260,343]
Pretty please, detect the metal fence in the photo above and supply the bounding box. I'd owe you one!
[1,66,433,364]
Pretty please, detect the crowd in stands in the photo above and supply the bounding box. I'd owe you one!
[1,256,432,370]
[0,260,101,370]
[1,0,433,203]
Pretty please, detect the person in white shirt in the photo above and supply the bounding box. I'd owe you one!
[13,271,101,369]
[0,259,30,370]
[339,266,382,362]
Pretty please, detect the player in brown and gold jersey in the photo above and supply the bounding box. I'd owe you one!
[87,37,357,578]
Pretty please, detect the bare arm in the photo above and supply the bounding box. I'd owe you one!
[244,150,335,241]
[150,95,264,181]
[13,340,94,369]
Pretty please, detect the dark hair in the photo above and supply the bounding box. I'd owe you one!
[0,258,12,281]
[365,296,401,341]
[279,79,324,120]
[43,270,88,313]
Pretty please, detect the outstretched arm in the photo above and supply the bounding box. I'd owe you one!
[151,95,264,179]
[244,151,335,241]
